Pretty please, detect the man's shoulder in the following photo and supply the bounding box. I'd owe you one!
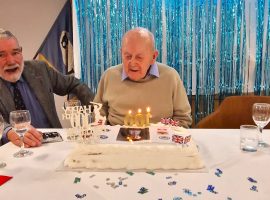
[156,62,178,76]
[24,60,48,71]
[103,64,122,76]
[24,60,47,67]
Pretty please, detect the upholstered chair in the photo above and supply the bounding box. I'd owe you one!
[195,96,270,129]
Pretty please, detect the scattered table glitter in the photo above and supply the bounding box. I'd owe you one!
[183,188,192,196]
[227,197,232,200]
[89,174,96,178]
[207,185,218,194]
[138,187,148,194]
[215,168,223,177]
[173,197,183,200]
[93,185,99,189]
[166,176,172,179]
[168,181,177,186]
[75,194,86,198]
[250,185,258,192]
[126,171,134,176]
[247,177,257,183]
[74,177,81,184]
[146,171,155,175]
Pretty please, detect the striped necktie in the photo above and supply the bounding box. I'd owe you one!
[11,82,26,110]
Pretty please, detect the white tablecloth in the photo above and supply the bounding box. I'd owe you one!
[0,128,270,200]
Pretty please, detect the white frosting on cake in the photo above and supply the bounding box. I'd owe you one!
[64,139,204,170]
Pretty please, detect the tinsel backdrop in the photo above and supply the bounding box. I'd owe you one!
[74,0,270,123]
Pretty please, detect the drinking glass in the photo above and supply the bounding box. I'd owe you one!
[252,103,270,147]
[0,114,7,167]
[64,99,81,141]
[9,110,32,157]
[64,99,81,109]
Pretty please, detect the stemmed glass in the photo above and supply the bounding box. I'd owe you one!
[252,103,270,148]
[9,110,32,157]
[0,114,7,168]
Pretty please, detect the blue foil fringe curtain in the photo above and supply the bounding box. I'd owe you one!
[74,0,270,124]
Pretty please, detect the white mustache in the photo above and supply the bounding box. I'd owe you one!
[4,64,19,70]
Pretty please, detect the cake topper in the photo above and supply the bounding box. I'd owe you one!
[62,101,106,143]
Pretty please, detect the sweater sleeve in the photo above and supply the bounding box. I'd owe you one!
[93,73,109,119]
[172,72,192,128]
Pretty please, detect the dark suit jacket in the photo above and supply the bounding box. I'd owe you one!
[0,60,94,128]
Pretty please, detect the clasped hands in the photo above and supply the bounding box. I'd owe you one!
[7,125,43,148]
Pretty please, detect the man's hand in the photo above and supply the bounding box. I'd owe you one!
[7,126,42,148]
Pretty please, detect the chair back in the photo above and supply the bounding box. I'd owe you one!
[195,96,270,129]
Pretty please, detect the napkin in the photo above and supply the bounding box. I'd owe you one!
[0,175,13,186]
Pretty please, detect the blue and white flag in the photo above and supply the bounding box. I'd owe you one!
[34,0,73,74]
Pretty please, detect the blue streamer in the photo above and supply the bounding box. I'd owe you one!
[74,0,268,125]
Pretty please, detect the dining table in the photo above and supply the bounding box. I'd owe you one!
[0,127,270,200]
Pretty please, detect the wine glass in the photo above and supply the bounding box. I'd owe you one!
[9,110,32,157]
[252,103,270,147]
[0,114,7,168]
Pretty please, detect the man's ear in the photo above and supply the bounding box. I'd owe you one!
[151,50,159,63]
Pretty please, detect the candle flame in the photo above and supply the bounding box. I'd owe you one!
[138,108,142,113]
[128,110,132,114]
[146,107,150,112]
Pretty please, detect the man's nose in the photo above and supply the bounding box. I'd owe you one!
[5,54,16,64]
[130,57,136,65]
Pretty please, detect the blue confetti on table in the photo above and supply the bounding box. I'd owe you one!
[138,187,148,194]
[215,168,223,177]
[250,185,258,192]
[173,197,183,200]
[183,188,192,196]
[75,194,86,198]
[247,177,257,183]
[207,185,218,194]
[168,181,177,186]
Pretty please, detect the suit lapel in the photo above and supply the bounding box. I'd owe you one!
[22,64,53,122]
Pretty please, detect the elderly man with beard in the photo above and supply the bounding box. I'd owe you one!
[94,27,192,128]
[0,29,94,147]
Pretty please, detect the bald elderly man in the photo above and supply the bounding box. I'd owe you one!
[94,27,192,128]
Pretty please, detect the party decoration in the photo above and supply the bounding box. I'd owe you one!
[74,0,270,124]
[62,102,105,143]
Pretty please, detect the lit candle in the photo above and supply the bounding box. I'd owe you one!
[145,107,152,126]
[135,108,145,127]
[124,110,134,126]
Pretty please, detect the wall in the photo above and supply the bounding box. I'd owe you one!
[0,0,69,127]
[0,0,67,59]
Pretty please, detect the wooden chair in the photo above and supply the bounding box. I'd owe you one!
[195,95,270,129]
